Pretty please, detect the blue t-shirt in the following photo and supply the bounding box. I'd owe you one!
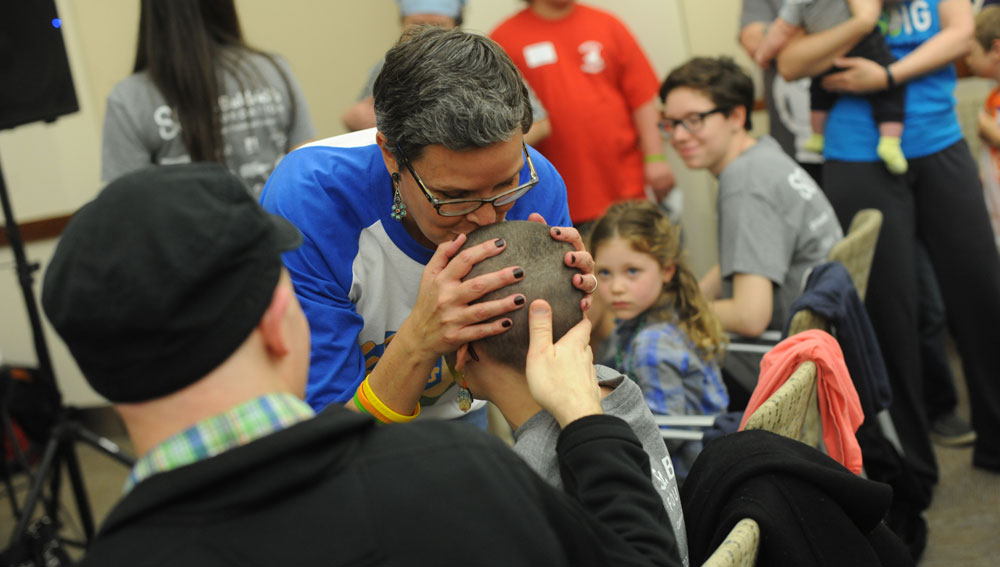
[260,131,571,417]
[825,0,962,161]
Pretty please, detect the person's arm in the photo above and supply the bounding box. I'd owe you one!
[755,17,802,67]
[776,0,883,80]
[822,0,974,93]
[524,116,552,146]
[525,299,682,566]
[369,220,595,415]
[740,21,768,56]
[979,110,1000,149]
[101,91,154,185]
[366,235,530,414]
[699,264,722,301]
[525,82,553,146]
[341,96,376,132]
[633,98,676,201]
[709,272,774,337]
[525,300,603,426]
[739,0,779,55]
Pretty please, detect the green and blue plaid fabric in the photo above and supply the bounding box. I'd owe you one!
[123,392,314,493]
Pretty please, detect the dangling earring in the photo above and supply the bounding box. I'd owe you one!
[445,358,474,413]
[390,172,406,220]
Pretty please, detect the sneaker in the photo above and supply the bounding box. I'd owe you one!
[929,412,976,447]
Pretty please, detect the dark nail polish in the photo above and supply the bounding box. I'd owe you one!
[495,238,506,247]
[514,295,526,306]
[553,228,562,236]
[513,268,524,279]
[569,253,576,264]
[502,320,512,328]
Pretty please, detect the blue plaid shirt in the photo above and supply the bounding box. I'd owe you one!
[602,316,728,418]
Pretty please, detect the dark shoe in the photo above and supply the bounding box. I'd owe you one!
[929,412,976,447]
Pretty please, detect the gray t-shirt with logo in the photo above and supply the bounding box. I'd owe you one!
[717,136,842,329]
[513,365,689,567]
[102,49,314,198]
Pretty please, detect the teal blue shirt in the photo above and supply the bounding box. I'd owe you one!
[124,392,315,494]
[825,0,961,161]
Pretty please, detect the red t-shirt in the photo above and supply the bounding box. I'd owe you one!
[492,4,660,223]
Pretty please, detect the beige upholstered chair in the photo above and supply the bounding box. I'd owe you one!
[826,208,882,302]
[701,517,761,567]
[675,211,883,567]
[742,360,818,442]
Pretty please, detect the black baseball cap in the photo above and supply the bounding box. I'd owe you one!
[41,163,302,403]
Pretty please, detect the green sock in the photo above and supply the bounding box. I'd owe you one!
[803,132,825,154]
[877,136,908,175]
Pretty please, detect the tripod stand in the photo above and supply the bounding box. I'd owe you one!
[1,154,134,557]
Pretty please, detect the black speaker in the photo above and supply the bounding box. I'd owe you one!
[0,0,79,131]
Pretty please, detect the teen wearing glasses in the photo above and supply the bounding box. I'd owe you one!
[658,57,842,397]
[260,27,597,427]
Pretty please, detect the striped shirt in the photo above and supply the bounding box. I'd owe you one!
[124,392,315,494]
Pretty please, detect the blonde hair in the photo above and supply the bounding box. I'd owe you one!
[589,200,727,360]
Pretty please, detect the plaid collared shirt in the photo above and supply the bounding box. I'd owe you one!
[123,392,315,494]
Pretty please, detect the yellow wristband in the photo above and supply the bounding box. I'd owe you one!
[644,154,666,163]
[355,386,390,423]
[360,377,421,423]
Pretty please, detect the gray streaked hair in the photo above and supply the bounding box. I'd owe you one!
[374,26,533,161]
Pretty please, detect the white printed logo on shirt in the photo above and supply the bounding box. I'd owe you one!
[524,41,558,68]
[153,105,180,141]
[787,167,818,201]
[579,40,605,74]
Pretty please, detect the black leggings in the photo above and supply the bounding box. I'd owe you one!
[824,140,1000,476]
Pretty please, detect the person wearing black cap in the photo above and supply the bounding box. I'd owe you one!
[42,163,679,566]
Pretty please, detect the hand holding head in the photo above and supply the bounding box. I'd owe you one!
[459,221,583,374]
[524,300,600,427]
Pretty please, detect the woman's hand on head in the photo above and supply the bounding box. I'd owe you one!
[525,300,601,428]
[527,213,597,312]
[402,233,526,358]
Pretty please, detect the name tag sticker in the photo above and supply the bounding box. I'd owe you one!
[524,41,557,68]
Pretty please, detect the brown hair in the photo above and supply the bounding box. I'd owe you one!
[588,200,726,361]
[975,6,1000,50]
[659,56,754,131]
[461,221,582,373]
[133,0,297,165]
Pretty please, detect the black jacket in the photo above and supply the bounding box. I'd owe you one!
[681,429,913,567]
[81,408,681,567]
[785,261,892,415]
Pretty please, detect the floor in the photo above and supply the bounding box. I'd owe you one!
[914,340,1000,566]
[2,369,998,564]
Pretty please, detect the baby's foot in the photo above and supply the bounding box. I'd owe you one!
[803,133,825,154]
[877,136,908,175]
